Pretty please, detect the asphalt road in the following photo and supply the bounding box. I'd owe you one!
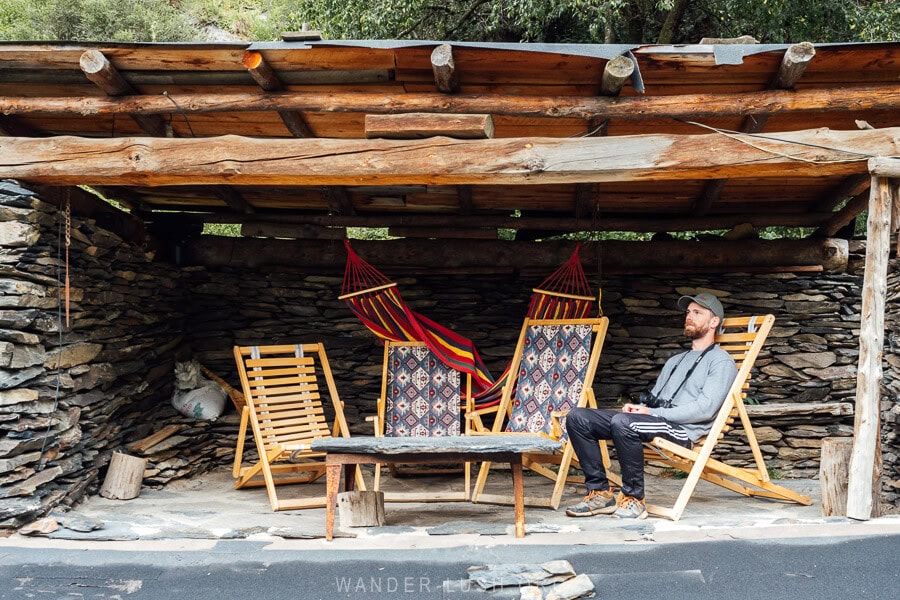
[2,534,898,599]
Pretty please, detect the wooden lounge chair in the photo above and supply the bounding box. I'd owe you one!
[367,341,474,501]
[608,314,813,520]
[469,317,610,509]
[232,342,363,511]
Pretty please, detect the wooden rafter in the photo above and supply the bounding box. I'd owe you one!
[457,185,473,215]
[364,113,494,139]
[79,49,169,137]
[813,189,870,238]
[242,51,313,138]
[693,42,817,217]
[0,114,41,137]
[1,127,893,186]
[811,173,872,212]
[214,185,255,214]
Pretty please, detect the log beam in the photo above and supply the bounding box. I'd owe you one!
[202,211,834,233]
[431,44,459,94]
[1,127,894,187]
[79,49,169,137]
[869,157,900,178]
[774,42,816,89]
[364,113,494,139]
[812,189,870,238]
[179,237,849,273]
[846,176,891,521]
[214,185,254,214]
[241,50,313,138]
[326,186,355,216]
[599,55,635,97]
[457,185,473,215]
[2,84,897,121]
[0,115,41,137]
[811,173,872,212]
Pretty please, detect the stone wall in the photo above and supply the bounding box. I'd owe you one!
[2,181,898,529]
[1,182,194,528]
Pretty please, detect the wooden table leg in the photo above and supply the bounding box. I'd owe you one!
[510,456,525,538]
[325,462,342,542]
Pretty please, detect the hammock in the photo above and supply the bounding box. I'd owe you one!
[340,240,599,407]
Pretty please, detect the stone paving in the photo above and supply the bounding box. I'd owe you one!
[7,465,899,551]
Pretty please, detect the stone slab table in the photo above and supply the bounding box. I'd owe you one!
[311,435,562,540]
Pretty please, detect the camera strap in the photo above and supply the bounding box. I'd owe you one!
[658,343,716,403]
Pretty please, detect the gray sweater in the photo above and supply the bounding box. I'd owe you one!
[647,345,738,442]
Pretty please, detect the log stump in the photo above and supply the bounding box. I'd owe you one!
[820,437,883,518]
[337,491,385,527]
[99,452,147,500]
[820,437,852,516]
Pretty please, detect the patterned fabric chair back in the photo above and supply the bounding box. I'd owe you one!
[385,344,461,437]
[505,323,593,442]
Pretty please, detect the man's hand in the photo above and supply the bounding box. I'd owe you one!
[622,403,651,414]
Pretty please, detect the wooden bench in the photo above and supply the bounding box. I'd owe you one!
[311,435,562,540]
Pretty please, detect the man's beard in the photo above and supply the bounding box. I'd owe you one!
[684,323,710,340]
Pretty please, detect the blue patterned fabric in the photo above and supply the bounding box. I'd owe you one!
[385,345,461,437]
[506,324,593,442]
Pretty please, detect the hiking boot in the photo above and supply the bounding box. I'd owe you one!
[611,495,648,519]
[565,489,618,517]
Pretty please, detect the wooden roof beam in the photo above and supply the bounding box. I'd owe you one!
[326,186,356,216]
[431,44,459,94]
[79,50,169,138]
[0,115,42,137]
[202,211,834,233]
[214,186,255,214]
[457,185,473,215]
[365,113,494,139]
[812,189,870,238]
[181,236,849,273]
[811,173,871,212]
[2,127,895,186]
[693,42,817,216]
[3,84,896,121]
[242,51,313,138]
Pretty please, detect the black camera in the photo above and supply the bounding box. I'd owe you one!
[638,391,672,409]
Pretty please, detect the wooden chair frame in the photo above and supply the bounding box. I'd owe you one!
[606,314,812,520]
[367,340,474,502]
[469,317,610,510]
[232,342,363,511]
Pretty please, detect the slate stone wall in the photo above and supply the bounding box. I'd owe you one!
[1,181,897,529]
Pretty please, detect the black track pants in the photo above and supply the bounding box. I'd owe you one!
[566,408,692,500]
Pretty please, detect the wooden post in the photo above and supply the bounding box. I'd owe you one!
[846,175,891,520]
[599,55,635,97]
[337,491,385,527]
[820,437,852,516]
[99,452,147,500]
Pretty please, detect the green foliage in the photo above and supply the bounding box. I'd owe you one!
[0,0,195,41]
[203,223,240,236]
[0,0,894,43]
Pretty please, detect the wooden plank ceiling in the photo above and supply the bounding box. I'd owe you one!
[0,39,897,242]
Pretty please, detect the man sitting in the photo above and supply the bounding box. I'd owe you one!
[564,292,738,519]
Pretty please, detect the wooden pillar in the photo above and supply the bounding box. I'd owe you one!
[846,175,892,520]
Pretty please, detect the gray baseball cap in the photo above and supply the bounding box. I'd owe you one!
[678,292,725,321]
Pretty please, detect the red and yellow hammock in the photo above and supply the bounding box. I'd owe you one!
[339,239,599,407]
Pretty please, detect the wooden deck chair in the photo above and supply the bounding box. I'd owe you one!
[367,341,474,501]
[607,314,813,520]
[232,342,364,511]
[469,317,610,509]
